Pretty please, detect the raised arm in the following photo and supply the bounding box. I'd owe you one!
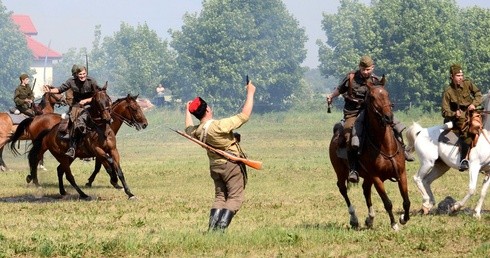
[241,80,256,117]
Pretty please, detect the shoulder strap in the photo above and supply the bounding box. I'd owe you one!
[199,119,215,143]
[348,72,355,100]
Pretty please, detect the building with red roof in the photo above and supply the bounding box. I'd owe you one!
[11,14,62,97]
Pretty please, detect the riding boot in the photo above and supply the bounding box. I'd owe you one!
[65,138,77,158]
[459,143,469,172]
[216,209,234,232]
[208,208,221,231]
[394,129,415,162]
[347,150,359,183]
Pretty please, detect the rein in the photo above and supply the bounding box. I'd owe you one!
[110,100,139,128]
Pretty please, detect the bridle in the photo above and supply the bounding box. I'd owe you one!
[110,98,143,130]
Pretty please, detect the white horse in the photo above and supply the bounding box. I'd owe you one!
[405,95,490,219]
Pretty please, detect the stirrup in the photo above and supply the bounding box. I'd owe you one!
[459,159,469,172]
[65,147,75,158]
[348,170,359,183]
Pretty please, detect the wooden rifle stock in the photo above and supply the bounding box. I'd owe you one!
[171,128,263,170]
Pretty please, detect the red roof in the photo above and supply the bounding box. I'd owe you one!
[25,36,62,60]
[11,14,37,35]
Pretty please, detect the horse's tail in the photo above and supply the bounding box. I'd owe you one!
[405,122,423,154]
[9,117,34,156]
[27,129,50,170]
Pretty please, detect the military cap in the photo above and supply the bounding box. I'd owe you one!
[71,64,79,76]
[450,63,463,75]
[188,97,207,120]
[359,55,374,68]
[19,73,29,81]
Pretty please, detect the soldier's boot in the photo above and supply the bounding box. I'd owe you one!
[208,208,221,231]
[65,130,80,159]
[65,139,77,159]
[394,129,415,162]
[459,143,470,172]
[216,209,234,232]
[347,150,360,183]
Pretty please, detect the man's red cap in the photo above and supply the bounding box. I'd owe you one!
[188,97,202,113]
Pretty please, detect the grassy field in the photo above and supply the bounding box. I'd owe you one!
[0,106,488,257]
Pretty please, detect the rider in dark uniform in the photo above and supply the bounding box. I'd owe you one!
[43,66,101,158]
[327,56,414,183]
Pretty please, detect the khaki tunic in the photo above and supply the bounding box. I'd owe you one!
[14,84,34,108]
[442,79,482,130]
[185,113,249,212]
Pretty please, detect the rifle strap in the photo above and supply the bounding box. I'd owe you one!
[199,119,215,143]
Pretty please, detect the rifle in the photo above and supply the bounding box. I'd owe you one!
[170,128,263,170]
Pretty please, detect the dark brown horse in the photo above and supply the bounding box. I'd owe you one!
[26,85,135,199]
[10,94,148,188]
[0,88,65,171]
[329,77,410,230]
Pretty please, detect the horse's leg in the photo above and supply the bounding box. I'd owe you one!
[413,160,436,214]
[397,170,411,225]
[38,156,47,171]
[473,174,490,219]
[372,177,399,231]
[27,144,45,187]
[56,165,67,196]
[336,179,359,229]
[0,145,7,171]
[59,161,90,200]
[452,163,481,212]
[85,158,103,187]
[422,161,450,210]
[106,151,135,199]
[361,179,375,229]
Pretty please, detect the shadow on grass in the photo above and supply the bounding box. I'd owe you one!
[0,193,101,203]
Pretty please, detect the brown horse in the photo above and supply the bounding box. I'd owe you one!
[10,94,148,188]
[0,88,65,171]
[329,76,410,230]
[26,85,135,199]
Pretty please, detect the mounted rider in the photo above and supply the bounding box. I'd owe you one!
[14,73,35,117]
[441,63,482,171]
[43,65,102,158]
[327,55,414,183]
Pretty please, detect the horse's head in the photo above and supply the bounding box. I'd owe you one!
[35,85,67,114]
[366,75,394,126]
[112,94,148,130]
[90,83,112,124]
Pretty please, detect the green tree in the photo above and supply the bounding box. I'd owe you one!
[318,0,463,111]
[0,2,33,108]
[98,23,175,98]
[170,0,307,114]
[460,6,490,93]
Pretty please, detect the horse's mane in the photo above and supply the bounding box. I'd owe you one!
[112,95,136,106]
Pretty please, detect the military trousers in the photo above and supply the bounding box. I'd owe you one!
[210,161,245,213]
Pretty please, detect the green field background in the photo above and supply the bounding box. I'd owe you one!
[0,106,488,257]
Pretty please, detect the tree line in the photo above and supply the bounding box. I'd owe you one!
[1,0,489,114]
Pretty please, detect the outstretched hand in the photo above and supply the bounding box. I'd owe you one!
[246,80,256,95]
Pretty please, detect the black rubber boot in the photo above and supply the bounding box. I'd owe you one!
[459,143,469,172]
[216,209,234,232]
[208,208,221,231]
[347,151,359,183]
[65,140,76,158]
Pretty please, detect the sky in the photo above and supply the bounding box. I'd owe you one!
[3,0,490,68]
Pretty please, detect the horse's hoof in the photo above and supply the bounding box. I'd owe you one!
[0,166,6,172]
[128,195,137,201]
[392,223,400,231]
[80,195,92,201]
[422,206,430,215]
[473,213,482,220]
[38,165,47,171]
[26,175,32,184]
[399,214,408,225]
[85,182,93,187]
